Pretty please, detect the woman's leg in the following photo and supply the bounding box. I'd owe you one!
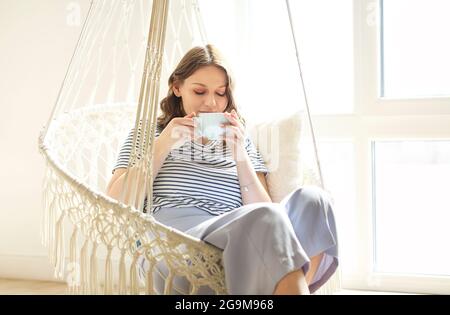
[280,186,339,293]
[305,253,325,284]
[273,269,310,295]
[185,203,311,295]
[272,252,324,295]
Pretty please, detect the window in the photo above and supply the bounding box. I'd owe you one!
[360,0,450,294]
[373,141,450,276]
[380,0,450,98]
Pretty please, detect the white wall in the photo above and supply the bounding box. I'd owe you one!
[0,0,91,280]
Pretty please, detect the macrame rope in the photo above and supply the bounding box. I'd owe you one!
[104,245,113,294]
[285,0,325,190]
[121,0,169,214]
[89,242,99,294]
[285,0,341,294]
[54,213,66,279]
[42,0,95,140]
[79,239,90,294]
[68,227,79,294]
[118,249,127,294]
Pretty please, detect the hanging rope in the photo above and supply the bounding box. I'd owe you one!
[285,0,342,294]
[119,0,169,213]
[285,0,325,190]
[42,0,95,140]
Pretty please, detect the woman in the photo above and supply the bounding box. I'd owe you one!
[106,44,338,295]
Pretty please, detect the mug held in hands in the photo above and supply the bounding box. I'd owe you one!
[194,112,229,140]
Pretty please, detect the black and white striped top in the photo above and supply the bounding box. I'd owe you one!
[113,125,268,215]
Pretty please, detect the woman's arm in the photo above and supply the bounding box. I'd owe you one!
[257,172,270,195]
[236,153,272,205]
[222,110,272,205]
[106,136,172,208]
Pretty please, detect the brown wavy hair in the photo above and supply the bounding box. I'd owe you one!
[157,44,244,130]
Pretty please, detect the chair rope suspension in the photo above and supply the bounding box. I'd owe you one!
[285,0,324,189]
[284,0,341,293]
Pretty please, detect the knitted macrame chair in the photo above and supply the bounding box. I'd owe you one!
[38,0,340,294]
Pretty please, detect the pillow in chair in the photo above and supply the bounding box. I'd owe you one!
[248,111,304,203]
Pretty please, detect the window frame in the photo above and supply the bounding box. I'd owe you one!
[359,0,450,116]
[339,0,450,294]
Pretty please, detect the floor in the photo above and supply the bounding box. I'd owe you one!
[0,278,415,295]
[0,278,67,295]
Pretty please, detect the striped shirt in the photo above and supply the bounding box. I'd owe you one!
[113,125,268,215]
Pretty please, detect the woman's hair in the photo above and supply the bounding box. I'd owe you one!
[157,44,244,130]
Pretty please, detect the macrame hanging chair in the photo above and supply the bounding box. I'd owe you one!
[38,0,341,294]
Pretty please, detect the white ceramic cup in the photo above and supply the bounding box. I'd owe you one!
[194,112,229,140]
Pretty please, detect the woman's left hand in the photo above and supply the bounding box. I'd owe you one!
[222,109,247,161]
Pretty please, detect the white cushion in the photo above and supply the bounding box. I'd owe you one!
[248,111,304,203]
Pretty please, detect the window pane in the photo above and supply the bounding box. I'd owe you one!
[381,0,450,98]
[373,141,450,276]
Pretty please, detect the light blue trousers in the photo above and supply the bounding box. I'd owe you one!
[139,186,339,294]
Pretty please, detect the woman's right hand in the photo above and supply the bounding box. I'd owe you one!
[158,112,196,150]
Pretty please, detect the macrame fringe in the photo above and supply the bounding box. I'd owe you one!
[130,254,140,295]
[40,176,49,248]
[118,250,127,294]
[104,246,113,294]
[68,227,79,294]
[164,271,174,295]
[80,239,89,294]
[90,242,99,294]
[47,192,56,268]
[53,213,66,279]
[189,281,198,295]
[145,260,155,295]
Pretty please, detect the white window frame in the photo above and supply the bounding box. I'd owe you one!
[323,0,450,294]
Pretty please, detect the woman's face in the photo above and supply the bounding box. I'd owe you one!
[173,65,229,115]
